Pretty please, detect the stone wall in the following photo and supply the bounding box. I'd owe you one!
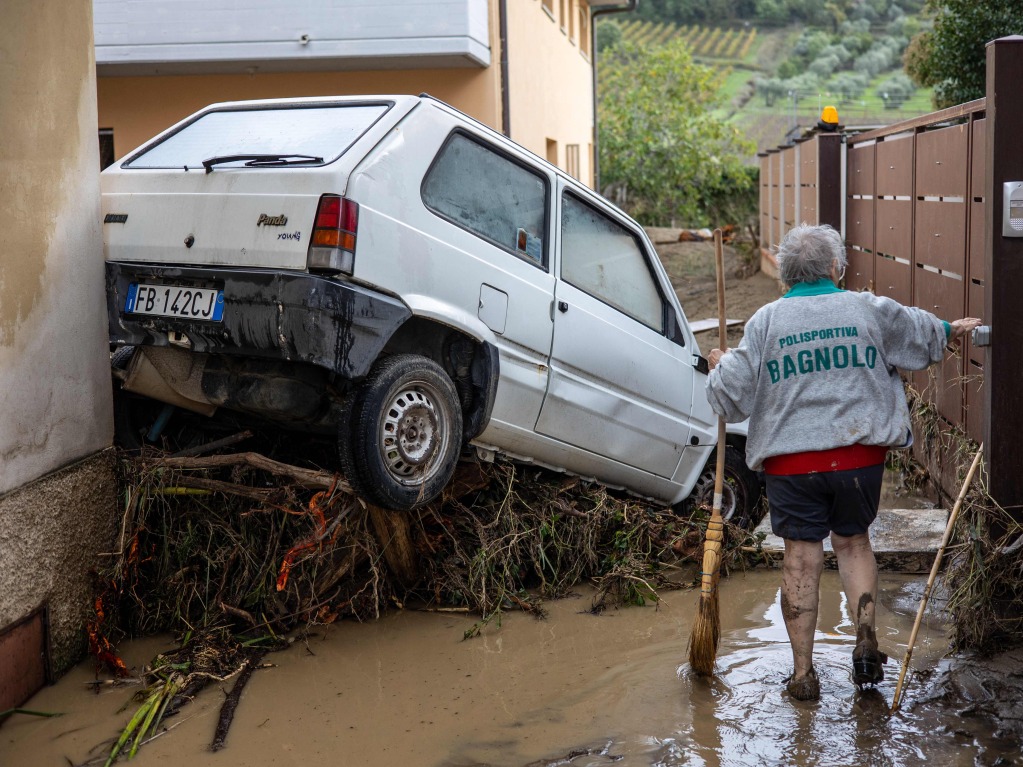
[0,453,118,675]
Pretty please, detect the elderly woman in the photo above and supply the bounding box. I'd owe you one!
[707,224,979,701]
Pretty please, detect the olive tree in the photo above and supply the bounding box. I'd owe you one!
[598,40,755,226]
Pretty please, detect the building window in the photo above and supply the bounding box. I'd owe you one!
[578,5,591,57]
[542,0,554,18]
[568,0,576,41]
[99,129,115,170]
[546,138,558,167]
[559,0,568,32]
[566,144,580,179]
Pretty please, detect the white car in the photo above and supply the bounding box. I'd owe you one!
[103,94,761,523]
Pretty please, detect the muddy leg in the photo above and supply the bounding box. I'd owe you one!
[781,539,825,680]
[832,532,885,684]
[831,532,877,637]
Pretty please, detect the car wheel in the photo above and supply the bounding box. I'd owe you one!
[687,444,765,530]
[111,346,158,452]
[339,354,462,510]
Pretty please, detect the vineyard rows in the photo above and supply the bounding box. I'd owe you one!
[618,19,758,60]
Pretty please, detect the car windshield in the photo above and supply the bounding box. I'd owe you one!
[124,103,391,169]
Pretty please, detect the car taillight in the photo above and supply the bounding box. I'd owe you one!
[307,194,358,275]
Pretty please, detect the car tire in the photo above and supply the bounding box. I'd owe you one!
[110,346,153,452]
[339,354,462,511]
[687,444,765,530]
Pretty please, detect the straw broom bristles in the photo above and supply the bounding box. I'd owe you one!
[688,423,727,675]
[688,228,728,676]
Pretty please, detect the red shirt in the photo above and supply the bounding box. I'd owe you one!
[763,444,889,476]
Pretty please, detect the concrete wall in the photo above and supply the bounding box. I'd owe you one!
[0,0,117,681]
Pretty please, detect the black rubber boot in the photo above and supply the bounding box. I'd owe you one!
[785,667,820,701]
[852,625,888,686]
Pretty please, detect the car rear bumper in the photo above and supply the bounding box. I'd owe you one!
[106,262,411,379]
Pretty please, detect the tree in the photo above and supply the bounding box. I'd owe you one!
[875,72,916,109]
[829,71,870,103]
[598,40,756,226]
[756,76,787,106]
[905,0,1023,109]
[596,19,623,53]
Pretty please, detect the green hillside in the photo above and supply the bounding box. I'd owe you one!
[603,5,935,154]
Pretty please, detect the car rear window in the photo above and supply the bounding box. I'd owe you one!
[123,103,391,169]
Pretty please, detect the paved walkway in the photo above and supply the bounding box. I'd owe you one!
[754,507,949,572]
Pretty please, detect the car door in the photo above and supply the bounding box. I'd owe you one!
[534,183,696,478]
[415,128,556,437]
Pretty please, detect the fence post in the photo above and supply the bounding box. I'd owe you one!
[816,133,842,231]
[984,36,1023,514]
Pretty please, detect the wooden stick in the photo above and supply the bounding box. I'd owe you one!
[210,654,265,752]
[153,451,352,494]
[688,228,728,676]
[169,430,252,458]
[890,444,984,713]
[169,475,272,502]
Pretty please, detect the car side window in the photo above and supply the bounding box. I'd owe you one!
[422,132,548,266]
[560,192,664,332]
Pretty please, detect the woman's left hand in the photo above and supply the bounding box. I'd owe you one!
[950,317,982,340]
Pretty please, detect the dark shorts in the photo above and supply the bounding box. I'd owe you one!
[765,463,884,542]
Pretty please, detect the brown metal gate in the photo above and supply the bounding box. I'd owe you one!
[754,38,1023,513]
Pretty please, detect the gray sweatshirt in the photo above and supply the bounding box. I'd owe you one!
[706,280,949,471]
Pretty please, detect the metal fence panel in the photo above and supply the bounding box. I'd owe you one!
[848,143,875,197]
[916,124,969,197]
[915,201,967,273]
[876,135,914,197]
[875,199,913,260]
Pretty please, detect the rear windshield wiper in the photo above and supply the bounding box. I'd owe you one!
[201,154,325,173]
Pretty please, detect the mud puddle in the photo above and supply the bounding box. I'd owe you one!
[2,570,1017,767]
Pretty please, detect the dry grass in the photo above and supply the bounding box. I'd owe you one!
[901,388,1023,655]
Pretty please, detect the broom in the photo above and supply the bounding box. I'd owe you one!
[688,227,728,676]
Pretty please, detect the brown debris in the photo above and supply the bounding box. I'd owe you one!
[89,445,765,761]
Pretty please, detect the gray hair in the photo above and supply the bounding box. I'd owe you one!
[776,224,847,286]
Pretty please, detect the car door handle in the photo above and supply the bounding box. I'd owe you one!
[558,301,569,313]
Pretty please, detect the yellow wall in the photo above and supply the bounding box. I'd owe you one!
[506,0,595,186]
[99,67,503,162]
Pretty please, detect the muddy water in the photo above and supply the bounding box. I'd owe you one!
[2,570,1016,767]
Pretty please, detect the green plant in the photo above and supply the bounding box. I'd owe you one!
[598,39,756,226]
[905,0,1023,108]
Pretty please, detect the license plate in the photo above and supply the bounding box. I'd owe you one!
[124,283,224,321]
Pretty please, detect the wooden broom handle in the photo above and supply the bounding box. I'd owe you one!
[713,229,727,512]
[716,229,727,355]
